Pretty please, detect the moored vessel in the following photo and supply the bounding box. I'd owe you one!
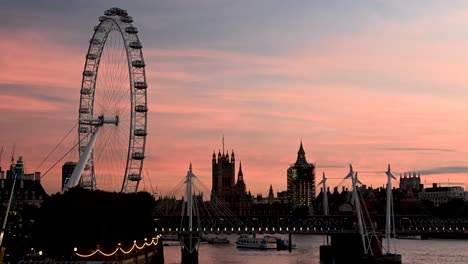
[236,235,277,249]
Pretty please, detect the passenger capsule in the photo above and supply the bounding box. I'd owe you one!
[98,16,107,22]
[129,41,142,49]
[134,129,147,136]
[125,26,138,34]
[82,181,93,188]
[79,127,90,133]
[89,38,101,45]
[83,70,95,77]
[128,174,142,181]
[109,7,120,14]
[81,88,92,95]
[86,53,97,60]
[94,26,105,33]
[79,107,90,114]
[111,7,127,17]
[104,9,115,16]
[120,10,128,17]
[132,152,145,160]
[120,16,133,23]
[134,82,148,89]
[132,60,145,68]
[135,105,148,112]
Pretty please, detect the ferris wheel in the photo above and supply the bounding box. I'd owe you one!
[71,7,148,193]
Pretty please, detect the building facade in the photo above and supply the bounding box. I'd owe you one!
[418,183,468,207]
[287,141,316,211]
[62,161,77,192]
[0,156,47,208]
[211,147,235,201]
[399,171,422,191]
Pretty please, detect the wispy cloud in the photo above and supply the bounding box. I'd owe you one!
[418,166,468,175]
[379,147,456,152]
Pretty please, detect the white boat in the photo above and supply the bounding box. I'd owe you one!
[236,235,277,249]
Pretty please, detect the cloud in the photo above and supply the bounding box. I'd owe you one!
[379,147,456,153]
[418,166,468,175]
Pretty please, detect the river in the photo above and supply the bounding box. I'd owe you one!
[162,234,468,264]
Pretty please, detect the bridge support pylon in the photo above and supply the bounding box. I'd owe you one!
[180,232,200,264]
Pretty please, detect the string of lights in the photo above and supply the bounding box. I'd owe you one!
[75,236,160,258]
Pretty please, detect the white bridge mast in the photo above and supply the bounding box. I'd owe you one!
[64,115,118,191]
[186,163,194,230]
[385,164,396,254]
[318,172,329,216]
[345,164,370,255]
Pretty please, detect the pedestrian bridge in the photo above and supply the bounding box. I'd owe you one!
[154,215,468,236]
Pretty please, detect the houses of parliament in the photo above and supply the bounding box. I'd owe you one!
[210,139,316,216]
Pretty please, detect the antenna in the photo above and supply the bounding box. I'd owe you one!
[222,134,224,154]
[11,143,15,165]
[0,146,3,167]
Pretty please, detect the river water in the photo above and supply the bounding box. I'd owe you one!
[163,234,468,264]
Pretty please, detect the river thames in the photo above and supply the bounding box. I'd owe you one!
[163,234,468,264]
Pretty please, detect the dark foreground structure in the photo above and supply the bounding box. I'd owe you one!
[320,233,401,264]
[25,188,159,262]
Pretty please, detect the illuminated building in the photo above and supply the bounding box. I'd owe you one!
[0,156,47,207]
[62,161,77,192]
[287,141,316,211]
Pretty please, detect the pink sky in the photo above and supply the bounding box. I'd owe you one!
[1,1,468,196]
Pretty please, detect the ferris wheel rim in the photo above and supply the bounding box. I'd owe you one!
[77,7,148,193]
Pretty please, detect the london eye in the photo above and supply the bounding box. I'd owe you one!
[71,7,148,193]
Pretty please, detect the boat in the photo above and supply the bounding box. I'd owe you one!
[263,235,296,250]
[207,236,230,244]
[236,235,277,249]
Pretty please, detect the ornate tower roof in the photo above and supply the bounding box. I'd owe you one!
[235,161,246,195]
[295,140,309,167]
[298,140,305,157]
[237,161,244,181]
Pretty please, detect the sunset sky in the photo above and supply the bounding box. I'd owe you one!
[2,0,468,196]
